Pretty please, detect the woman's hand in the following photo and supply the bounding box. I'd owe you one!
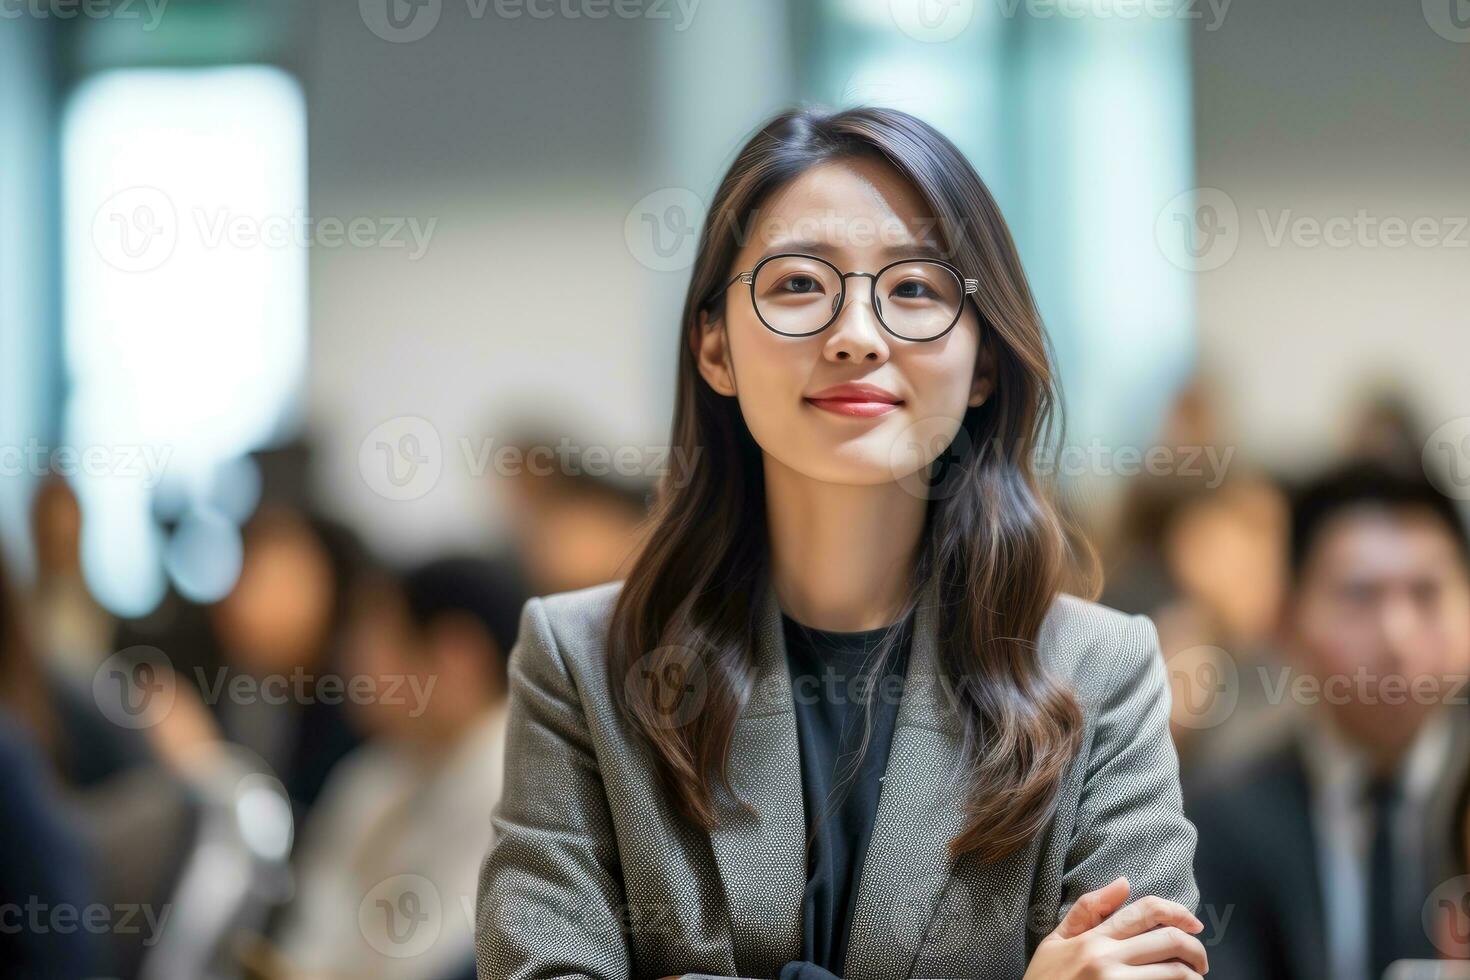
[1023,876,1208,979]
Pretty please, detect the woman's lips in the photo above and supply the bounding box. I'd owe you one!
[804,397,904,418]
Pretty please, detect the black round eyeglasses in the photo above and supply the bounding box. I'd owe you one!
[704,252,980,343]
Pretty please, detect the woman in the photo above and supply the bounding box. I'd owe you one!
[476,107,1204,980]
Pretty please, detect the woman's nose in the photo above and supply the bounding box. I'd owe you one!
[822,288,890,363]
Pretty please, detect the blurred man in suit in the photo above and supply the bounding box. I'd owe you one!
[1187,461,1470,980]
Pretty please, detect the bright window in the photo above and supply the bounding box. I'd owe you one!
[62,66,306,615]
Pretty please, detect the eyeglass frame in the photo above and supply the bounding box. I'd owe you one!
[703,251,981,342]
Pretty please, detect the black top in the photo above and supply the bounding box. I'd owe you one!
[781,609,915,978]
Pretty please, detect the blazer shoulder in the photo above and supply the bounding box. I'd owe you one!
[518,579,624,676]
[536,579,624,632]
[1038,593,1162,704]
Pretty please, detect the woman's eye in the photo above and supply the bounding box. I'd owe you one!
[779,275,823,295]
[891,278,937,300]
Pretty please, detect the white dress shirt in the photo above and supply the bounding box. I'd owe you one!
[1297,708,1454,980]
[275,705,507,980]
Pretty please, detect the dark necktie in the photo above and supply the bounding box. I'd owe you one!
[1365,773,1400,980]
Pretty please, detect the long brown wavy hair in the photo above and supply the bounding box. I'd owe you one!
[609,106,1090,863]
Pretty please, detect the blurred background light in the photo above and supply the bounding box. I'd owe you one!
[804,0,1195,501]
[61,65,307,615]
[163,507,244,604]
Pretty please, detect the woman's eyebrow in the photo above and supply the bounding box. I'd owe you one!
[757,238,952,262]
[879,241,950,261]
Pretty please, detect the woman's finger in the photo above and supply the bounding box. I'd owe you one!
[1098,895,1204,940]
[1125,965,1204,980]
[1116,925,1209,974]
[1052,876,1131,939]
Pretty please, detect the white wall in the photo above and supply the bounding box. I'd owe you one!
[1191,0,1470,473]
[304,0,795,561]
[306,1,666,560]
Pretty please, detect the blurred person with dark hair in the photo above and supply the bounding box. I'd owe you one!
[0,555,104,978]
[264,555,523,980]
[0,713,103,979]
[1098,376,1291,765]
[5,512,209,978]
[497,433,652,594]
[207,505,369,817]
[18,474,160,787]
[1146,473,1290,764]
[28,473,114,681]
[1347,387,1426,474]
[1100,374,1229,616]
[1187,461,1470,980]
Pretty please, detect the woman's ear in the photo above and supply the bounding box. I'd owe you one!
[695,308,738,397]
[969,338,997,407]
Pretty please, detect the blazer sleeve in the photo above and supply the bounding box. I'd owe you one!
[475,596,632,980]
[1058,612,1200,916]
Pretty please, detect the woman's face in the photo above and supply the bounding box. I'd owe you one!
[696,157,992,488]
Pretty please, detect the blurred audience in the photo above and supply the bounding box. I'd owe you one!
[4,512,203,979]
[1187,461,1470,980]
[265,556,523,980]
[1100,378,1291,764]
[6,438,543,977]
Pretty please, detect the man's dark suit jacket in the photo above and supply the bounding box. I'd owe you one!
[1185,713,1470,980]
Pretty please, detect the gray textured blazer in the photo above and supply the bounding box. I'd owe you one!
[475,576,1198,980]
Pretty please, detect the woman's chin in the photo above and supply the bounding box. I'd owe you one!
[788,439,923,487]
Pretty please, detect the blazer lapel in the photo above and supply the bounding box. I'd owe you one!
[707,575,807,977]
[845,580,974,980]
